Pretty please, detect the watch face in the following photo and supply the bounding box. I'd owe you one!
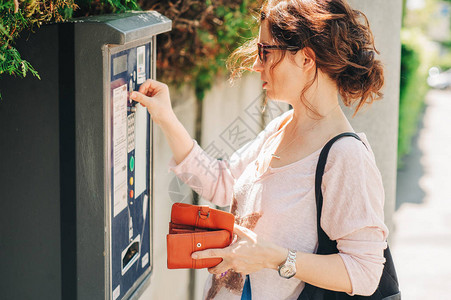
[279,264,296,279]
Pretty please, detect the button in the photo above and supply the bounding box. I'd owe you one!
[130,190,134,199]
[130,177,134,185]
[129,156,135,171]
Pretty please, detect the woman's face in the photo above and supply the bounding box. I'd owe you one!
[253,21,313,105]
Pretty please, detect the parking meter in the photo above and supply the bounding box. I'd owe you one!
[0,11,171,300]
[75,12,171,300]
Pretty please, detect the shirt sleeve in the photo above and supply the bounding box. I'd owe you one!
[167,114,285,207]
[320,136,389,296]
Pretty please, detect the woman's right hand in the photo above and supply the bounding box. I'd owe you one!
[131,79,194,164]
[130,79,175,126]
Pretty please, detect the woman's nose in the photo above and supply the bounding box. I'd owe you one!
[252,57,264,73]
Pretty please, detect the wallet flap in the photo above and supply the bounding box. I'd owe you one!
[167,230,231,269]
[170,203,234,234]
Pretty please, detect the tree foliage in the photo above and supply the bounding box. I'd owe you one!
[0,0,139,82]
[137,0,261,100]
[0,0,77,79]
[1,0,262,101]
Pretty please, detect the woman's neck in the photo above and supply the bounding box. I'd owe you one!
[287,103,352,139]
[284,71,353,138]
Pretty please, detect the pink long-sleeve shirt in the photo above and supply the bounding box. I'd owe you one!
[168,109,388,300]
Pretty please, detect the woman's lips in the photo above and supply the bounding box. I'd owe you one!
[262,82,268,89]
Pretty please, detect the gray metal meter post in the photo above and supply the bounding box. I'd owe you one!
[0,12,171,300]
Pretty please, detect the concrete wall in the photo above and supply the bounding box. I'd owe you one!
[138,0,402,298]
[345,0,403,236]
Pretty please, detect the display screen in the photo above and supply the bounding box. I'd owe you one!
[113,55,127,76]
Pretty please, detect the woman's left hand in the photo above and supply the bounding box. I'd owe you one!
[191,224,286,276]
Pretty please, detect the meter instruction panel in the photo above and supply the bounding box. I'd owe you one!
[109,42,152,300]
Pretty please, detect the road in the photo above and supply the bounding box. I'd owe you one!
[393,89,451,299]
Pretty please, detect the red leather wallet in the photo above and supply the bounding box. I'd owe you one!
[167,203,235,269]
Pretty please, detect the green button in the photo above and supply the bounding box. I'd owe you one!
[130,156,135,172]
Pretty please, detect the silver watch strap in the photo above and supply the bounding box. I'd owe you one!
[286,249,296,264]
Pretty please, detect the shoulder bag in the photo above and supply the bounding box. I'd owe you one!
[297,132,401,300]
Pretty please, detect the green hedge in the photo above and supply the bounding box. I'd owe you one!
[398,29,431,167]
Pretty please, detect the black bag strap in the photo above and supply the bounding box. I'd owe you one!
[314,132,365,254]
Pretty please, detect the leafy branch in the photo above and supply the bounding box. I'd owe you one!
[1,0,262,103]
[0,0,139,84]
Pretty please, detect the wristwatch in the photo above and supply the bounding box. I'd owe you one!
[278,249,297,279]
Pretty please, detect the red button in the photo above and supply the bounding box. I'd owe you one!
[130,190,134,199]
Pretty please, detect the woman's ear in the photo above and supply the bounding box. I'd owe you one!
[301,47,316,71]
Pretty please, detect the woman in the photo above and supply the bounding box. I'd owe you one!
[131,0,388,299]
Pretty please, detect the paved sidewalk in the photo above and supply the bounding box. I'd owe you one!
[392,89,451,299]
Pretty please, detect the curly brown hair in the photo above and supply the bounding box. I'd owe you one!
[227,0,384,117]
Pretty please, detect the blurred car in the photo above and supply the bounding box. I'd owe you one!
[427,67,451,89]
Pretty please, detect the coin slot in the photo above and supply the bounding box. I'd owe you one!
[121,235,140,275]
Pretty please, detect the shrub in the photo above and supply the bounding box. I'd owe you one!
[138,0,261,101]
[398,28,432,167]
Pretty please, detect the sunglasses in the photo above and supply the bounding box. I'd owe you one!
[257,42,301,63]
